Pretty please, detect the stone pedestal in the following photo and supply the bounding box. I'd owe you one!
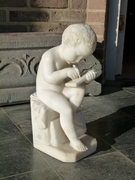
[30,93,97,162]
[34,134,97,163]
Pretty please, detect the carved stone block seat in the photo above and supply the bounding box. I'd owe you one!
[30,93,97,162]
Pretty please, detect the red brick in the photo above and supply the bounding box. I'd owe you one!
[87,12,105,23]
[0,25,27,33]
[90,24,105,35]
[0,10,6,22]
[51,11,86,23]
[97,36,104,43]
[71,0,87,9]
[30,23,68,33]
[31,0,68,8]
[10,11,49,22]
[0,0,26,7]
[88,0,107,10]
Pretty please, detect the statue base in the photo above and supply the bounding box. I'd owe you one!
[30,93,97,162]
[33,134,97,163]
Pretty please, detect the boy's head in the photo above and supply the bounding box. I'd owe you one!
[62,24,97,54]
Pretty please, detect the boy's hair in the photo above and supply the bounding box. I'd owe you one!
[62,24,97,52]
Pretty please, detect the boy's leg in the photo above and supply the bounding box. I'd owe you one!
[37,89,87,151]
[62,84,85,113]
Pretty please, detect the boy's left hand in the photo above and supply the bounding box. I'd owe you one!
[85,70,97,83]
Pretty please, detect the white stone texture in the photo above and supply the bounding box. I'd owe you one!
[34,134,97,162]
[30,93,97,162]
[30,24,100,161]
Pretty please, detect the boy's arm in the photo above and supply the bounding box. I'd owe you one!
[43,57,67,84]
[65,70,97,87]
[43,57,80,84]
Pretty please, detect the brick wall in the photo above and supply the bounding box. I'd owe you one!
[0,0,87,34]
[0,0,107,41]
[86,0,107,43]
[86,0,108,83]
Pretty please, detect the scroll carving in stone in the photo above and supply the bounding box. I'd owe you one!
[0,54,39,76]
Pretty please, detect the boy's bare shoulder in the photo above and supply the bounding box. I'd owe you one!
[42,47,58,59]
[41,47,59,66]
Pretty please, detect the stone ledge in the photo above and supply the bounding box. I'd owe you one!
[86,81,101,96]
[0,86,35,106]
[0,33,62,49]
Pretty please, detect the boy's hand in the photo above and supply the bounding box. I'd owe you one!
[85,70,97,83]
[67,65,80,80]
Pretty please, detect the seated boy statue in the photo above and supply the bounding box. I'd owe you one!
[36,24,97,152]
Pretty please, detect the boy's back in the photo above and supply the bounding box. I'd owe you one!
[36,46,70,93]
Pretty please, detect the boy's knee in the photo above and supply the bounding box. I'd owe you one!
[76,85,85,97]
[62,105,73,116]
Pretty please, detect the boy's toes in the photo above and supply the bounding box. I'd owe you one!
[70,140,88,152]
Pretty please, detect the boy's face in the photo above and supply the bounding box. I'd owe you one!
[64,43,93,65]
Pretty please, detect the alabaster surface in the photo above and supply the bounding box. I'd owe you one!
[31,24,102,162]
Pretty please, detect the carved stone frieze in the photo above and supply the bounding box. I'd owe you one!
[0,54,39,77]
[0,54,40,89]
[0,33,62,105]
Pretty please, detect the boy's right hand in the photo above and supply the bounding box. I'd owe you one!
[67,66,80,80]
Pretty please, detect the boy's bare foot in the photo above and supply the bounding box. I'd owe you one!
[70,139,88,152]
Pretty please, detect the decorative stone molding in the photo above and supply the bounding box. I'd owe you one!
[0,54,39,76]
[0,33,62,105]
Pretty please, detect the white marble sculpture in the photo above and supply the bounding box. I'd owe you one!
[30,24,102,162]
